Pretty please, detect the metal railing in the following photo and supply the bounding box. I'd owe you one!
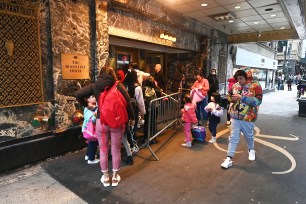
[138,92,182,160]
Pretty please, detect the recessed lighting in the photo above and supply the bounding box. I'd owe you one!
[229,20,234,23]
[201,3,208,7]
[265,8,273,11]
[280,27,285,29]
[271,14,277,17]
[234,6,241,9]
[254,21,259,24]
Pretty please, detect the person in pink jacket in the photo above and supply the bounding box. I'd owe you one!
[181,93,198,147]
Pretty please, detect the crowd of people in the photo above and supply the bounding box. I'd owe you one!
[75,63,263,187]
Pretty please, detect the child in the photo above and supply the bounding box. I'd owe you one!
[181,93,198,148]
[204,92,223,143]
[82,95,100,164]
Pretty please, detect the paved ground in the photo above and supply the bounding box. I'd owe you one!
[1,85,306,204]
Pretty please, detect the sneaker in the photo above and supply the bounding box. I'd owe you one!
[84,155,89,161]
[248,149,256,161]
[208,137,216,143]
[181,142,192,148]
[221,157,233,169]
[87,158,100,164]
[100,175,110,187]
[112,174,121,187]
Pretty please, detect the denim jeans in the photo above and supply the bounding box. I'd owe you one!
[227,119,255,158]
[86,140,98,161]
[196,98,208,121]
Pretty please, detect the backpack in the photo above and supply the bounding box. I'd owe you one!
[83,117,97,141]
[99,81,128,128]
[143,86,157,111]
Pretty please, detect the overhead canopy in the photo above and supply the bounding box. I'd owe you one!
[156,0,306,42]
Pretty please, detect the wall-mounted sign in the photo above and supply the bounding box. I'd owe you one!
[61,53,90,79]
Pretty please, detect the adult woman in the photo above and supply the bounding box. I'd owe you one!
[122,69,145,165]
[75,66,135,187]
[191,73,209,125]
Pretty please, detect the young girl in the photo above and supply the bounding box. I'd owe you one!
[82,95,100,164]
[204,92,223,143]
[181,93,198,148]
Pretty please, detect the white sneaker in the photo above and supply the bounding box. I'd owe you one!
[221,157,233,169]
[85,155,89,161]
[209,137,216,143]
[100,175,110,187]
[181,142,192,148]
[248,149,256,161]
[87,158,100,164]
[226,121,231,125]
[112,174,121,187]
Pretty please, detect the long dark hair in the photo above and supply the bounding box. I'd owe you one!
[212,92,221,104]
[123,69,138,98]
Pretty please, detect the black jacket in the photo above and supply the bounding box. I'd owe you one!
[75,74,135,120]
[207,74,219,93]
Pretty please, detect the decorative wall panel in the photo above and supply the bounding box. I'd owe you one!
[0,1,43,108]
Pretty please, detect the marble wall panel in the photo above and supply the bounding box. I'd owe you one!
[108,8,201,51]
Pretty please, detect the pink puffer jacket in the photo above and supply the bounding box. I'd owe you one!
[181,102,198,124]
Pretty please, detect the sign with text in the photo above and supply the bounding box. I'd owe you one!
[61,53,90,79]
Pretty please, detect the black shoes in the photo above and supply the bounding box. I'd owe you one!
[124,156,134,165]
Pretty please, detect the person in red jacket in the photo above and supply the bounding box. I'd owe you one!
[181,93,198,147]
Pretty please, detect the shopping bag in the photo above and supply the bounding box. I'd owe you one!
[191,125,206,142]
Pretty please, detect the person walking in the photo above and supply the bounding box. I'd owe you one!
[221,68,263,169]
[75,66,135,187]
[204,92,223,143]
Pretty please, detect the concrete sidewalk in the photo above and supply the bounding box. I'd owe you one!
[1,86,306,204]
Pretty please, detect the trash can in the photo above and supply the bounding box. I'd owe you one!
[297,98,306,117]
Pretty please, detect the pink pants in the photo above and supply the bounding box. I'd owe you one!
[184,122,192,143]
[96,119,124,172]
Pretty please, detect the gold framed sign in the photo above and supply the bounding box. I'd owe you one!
[61,53,90,80]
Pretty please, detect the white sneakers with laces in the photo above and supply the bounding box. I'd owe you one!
[248,149,256,161]
[87,158,100,164]
[181,142,192,148]
[209,137,216,143]
[221,157,233,169]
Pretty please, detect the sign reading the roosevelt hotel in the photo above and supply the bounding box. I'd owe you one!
[61,54,90,79]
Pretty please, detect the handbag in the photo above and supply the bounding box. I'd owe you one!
[190,89,205,103]
[83,118,97,141]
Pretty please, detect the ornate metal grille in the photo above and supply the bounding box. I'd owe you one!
[0,1,43,108]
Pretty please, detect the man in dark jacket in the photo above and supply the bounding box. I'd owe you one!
[154,64,167,94]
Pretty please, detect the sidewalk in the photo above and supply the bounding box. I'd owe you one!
[1,87,306,204]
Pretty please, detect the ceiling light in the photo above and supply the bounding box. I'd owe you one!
[271,14,277,17]
[229,20,234,23]
[254,21,259,24]
[209,12,236,21]
[201,3,208,7]
[234,6,240,9]
[280,27,285,29]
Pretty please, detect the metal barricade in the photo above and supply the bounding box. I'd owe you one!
[138,92,182,160]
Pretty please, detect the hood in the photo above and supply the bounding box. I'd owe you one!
[117,70,125,83]
[95,73,116,92]
[227,77,237,83]
[242,67,253,83]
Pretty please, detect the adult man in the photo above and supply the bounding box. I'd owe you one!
[221,68,263,169]
[154,64,167,93]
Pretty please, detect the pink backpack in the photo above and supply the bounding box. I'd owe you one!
[83,118,97,141]
[99,81,128,128]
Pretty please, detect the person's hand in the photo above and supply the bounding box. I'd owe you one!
[129,120,135,127]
